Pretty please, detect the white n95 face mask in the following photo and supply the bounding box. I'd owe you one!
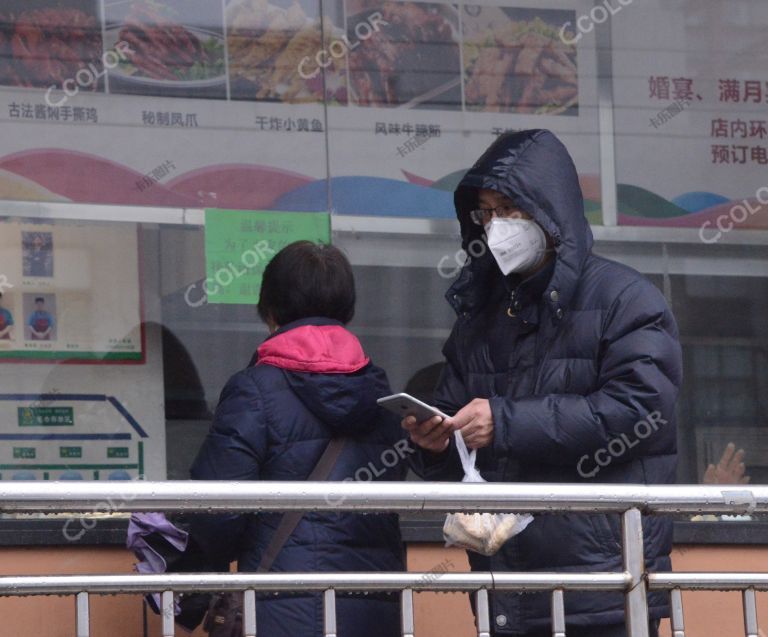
[484,217,548,275]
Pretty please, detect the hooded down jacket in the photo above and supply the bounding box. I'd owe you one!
[189,317,407,637]
[412,130,683,634]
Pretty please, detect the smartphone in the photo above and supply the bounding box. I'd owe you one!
[377,393,448,422]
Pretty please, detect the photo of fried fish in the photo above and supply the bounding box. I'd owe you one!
[226,0,347,103]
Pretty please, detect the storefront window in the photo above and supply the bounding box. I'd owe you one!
[0,0,765,528]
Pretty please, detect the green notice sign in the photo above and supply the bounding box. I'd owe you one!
[13,447,36,459]
[203,209,331,305]
[18,407,74,427]
[59,447,82,459]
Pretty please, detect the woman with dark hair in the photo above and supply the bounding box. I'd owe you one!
[189,241,407,637]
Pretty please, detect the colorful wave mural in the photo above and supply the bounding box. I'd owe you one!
[0,149,764,231]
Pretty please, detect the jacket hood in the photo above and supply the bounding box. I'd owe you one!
[255,318,387,436]
[451,129,593,318]
[257,322,369,373]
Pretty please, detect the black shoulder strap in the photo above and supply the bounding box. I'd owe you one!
[256,438,346,573]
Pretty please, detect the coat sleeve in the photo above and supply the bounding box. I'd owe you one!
[491,278,682,465]
[408,329,467,482]
[187,370,269,565]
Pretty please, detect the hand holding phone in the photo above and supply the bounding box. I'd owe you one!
[377,393,452,453]
[377,393,448,421]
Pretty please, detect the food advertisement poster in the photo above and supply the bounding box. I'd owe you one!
[611,0,768,233]
[0,220,143,361]
[318,0,601,224]
[15,0,754,229]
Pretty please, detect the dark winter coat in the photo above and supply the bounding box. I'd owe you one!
[412,130,683,634]
[189,317,407,637]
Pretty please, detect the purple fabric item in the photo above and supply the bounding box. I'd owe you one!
[127,512,189,618]
[127,511,188,568]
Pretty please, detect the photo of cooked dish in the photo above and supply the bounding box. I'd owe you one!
[0,0,103,90]
[346,0,461,110]
[104,0,226,99]
[463,6,578,116]
[226,0,347,104]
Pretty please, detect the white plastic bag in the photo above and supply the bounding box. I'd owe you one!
[442,430,533,556]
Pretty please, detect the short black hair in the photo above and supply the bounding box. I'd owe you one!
[34,297,44,303]
[258,241,355,326]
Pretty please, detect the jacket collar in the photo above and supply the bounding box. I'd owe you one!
[252,317,370,374]
[504,258,555,325]
[447,253,555,326]
[249,317,338,366]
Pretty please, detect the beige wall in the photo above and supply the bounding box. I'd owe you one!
[0,547,205,637]
[408,545,768,637]
[0,544,766,636]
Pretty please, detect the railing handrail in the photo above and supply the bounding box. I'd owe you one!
[0,484,765,636]
[0,572,631,596]
[4,572,768,596]
[0,481,762,514]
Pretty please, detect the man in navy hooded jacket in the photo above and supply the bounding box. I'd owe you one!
[404,130,682,637]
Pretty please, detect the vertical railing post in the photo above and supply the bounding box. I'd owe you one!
[76,592,90,637]
[161,590,175,637]
[243,589,256,637]
[324,589,337,637]
[551,589,566,637]
[622,508,649,637]
[476,589,491,637]
[670,588,685,637]
[743,588,759,637]
[401,588,415,637]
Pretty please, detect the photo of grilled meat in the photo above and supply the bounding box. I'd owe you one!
[463,7,578,115]
[0,2,103,90]
[116,1,224,82]
[347,0,461,110]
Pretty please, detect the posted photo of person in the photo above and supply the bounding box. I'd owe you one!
[1,221,144,362]
[23,293,57,341]
[0,291,16,343]
[22,231,54,278]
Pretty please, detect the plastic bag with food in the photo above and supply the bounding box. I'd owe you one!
[443,430,533,556]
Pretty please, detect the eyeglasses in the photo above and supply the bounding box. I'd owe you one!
[469,206,527,226]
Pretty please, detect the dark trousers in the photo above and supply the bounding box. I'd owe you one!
[519,619,660,637]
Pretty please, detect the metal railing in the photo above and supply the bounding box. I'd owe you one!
[0,481,766,637]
